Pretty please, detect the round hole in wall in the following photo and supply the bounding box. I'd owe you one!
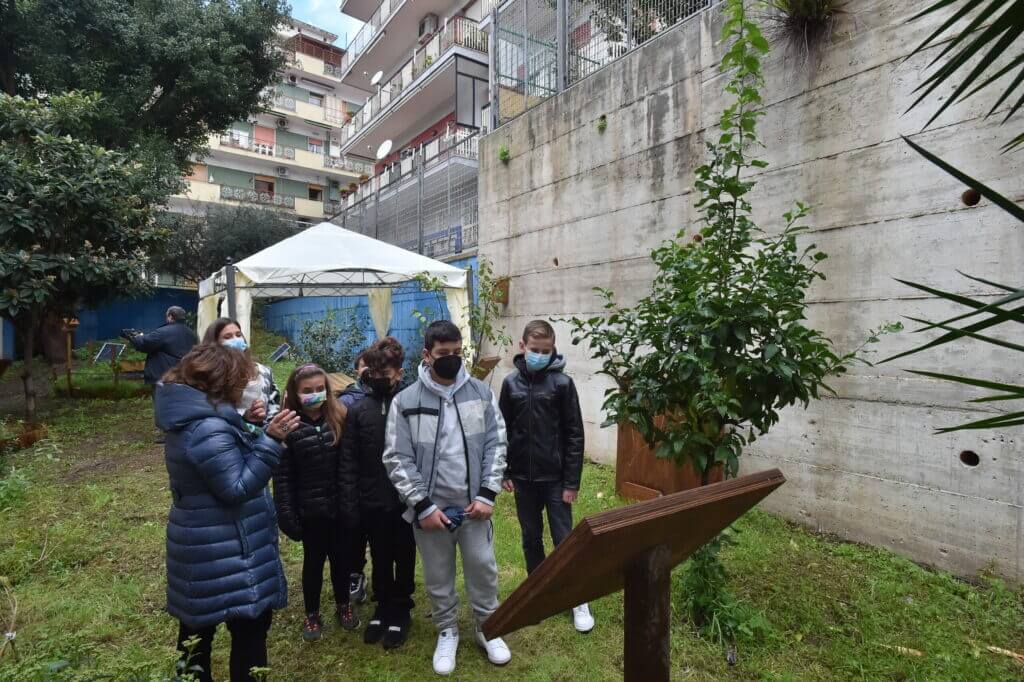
[961,188,981,206]
[553,257,559,267]
[959,450,980,467]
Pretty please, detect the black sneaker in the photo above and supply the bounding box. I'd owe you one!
[382,614,411,650]
[363,611,385,645]
[349,572,367,604]
[336,603,361,631]
[302,613,322,642]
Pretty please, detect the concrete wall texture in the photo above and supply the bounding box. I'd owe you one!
[477,2,1024,579]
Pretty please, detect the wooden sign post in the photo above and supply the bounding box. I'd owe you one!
[482,468,786,681]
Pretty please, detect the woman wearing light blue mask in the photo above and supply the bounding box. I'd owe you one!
[203,317,281,427]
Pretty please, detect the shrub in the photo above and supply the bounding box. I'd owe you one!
[293,309,366,374]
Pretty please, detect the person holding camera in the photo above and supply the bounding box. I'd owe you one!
[124,306,198,387]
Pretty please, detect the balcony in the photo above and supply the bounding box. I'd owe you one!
[336,0,460,89]
[284,37,345,81]
[324,154,375,175]
[340,18,487,155]
[173,180,335,220]
[211,133,359,178]
[333,128,479,260]
[270,93,341,126]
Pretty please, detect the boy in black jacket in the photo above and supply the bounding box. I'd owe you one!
[498,320,593,633]
[339,338,416,649]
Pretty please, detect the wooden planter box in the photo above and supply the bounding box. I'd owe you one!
[472,356,501,381]
[615,421,722,501]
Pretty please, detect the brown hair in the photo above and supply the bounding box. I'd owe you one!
[363,336,404,373]
[163,343,253,407]
[522,319,555,342]
[202,317,243,345]
[284,363,347,446]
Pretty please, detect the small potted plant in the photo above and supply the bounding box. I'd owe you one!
[359,173,370,184]
[348,181,358,192]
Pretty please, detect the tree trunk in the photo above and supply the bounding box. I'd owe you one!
[20,316,37,423]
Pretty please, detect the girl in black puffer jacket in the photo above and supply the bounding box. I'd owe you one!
[340,337,416,649]
[273,363,360,642]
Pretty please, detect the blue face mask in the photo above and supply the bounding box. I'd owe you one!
[222,337,248,352]
[525,350,551,372]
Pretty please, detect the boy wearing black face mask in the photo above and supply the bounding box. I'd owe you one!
[339,337,415,649]
[383,320,511,675]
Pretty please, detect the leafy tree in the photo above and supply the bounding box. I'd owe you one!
[0,0,290,168]
[0,93,179,420]
[152,204,301,283]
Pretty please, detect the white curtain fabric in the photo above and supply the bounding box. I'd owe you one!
[446,287,472,358]
[234,272,254,342]
[368,287,393,339]
[196,293,220,341]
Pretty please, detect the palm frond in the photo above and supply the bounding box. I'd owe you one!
[906,0,1024,148]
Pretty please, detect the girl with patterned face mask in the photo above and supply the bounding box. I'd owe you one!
[272,363,361,642]
[202,317,281,427]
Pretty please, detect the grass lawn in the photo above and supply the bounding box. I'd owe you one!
[0,334,1022,680]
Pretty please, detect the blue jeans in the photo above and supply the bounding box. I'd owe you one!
[513,481,574,573]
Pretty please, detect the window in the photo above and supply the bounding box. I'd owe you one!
[308,138,323,154]
[254,179,275,194]
[308,93,324,107]
[308,185,323,201]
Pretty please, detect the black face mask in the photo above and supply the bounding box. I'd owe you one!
[431,354,462,381]
[366,376,393,397]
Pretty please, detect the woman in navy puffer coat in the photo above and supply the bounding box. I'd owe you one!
[155,343,300,682]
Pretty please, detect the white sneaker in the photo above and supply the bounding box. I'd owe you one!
[432,628,459,675]
[475,629,511,666]
[572,603,595,633]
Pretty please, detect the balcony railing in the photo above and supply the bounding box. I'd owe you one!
[339,0,397,75]
[325,154,374,175]
[273,94,297,111]
[220,185,296,209]
[340,18,487,146]
[218,134,298,160]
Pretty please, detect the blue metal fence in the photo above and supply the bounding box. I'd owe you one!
[262,256,478,365]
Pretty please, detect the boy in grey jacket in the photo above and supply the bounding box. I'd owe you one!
[383,320,511,675]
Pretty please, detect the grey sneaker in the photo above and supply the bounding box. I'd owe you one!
[349,572,367,604]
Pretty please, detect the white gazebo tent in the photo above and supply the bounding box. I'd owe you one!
[196,222,470,347]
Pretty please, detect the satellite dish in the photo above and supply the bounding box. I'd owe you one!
[375,139,393,160]
[370,70,384,87]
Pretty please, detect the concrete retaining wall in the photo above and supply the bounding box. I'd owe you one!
[477,2,1024,579]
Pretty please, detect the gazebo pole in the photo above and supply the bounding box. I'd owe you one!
[225,258,237,320]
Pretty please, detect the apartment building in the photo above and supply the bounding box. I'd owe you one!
[170,18,375,226]
[331,0,490,260]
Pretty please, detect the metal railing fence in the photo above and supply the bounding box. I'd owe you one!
[490,0,713,126]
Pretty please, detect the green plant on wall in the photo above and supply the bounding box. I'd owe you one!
[498,144,511,164]
[567,0,897,643]
[597,114,608,133]
[762,0,847,59]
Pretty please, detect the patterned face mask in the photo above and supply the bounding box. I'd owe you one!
[300,390,327,408]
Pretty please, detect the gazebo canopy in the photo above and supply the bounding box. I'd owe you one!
[197,222,470,344]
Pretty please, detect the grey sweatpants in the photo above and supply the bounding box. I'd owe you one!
[413,518,499,632]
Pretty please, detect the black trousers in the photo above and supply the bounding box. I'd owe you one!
[513,480,574,574]
[365,507,416,619]
[176,609,272,682]
[302,518,350,614]
[351,525,368,575]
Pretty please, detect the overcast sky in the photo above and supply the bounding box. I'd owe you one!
[290,0,364,46]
